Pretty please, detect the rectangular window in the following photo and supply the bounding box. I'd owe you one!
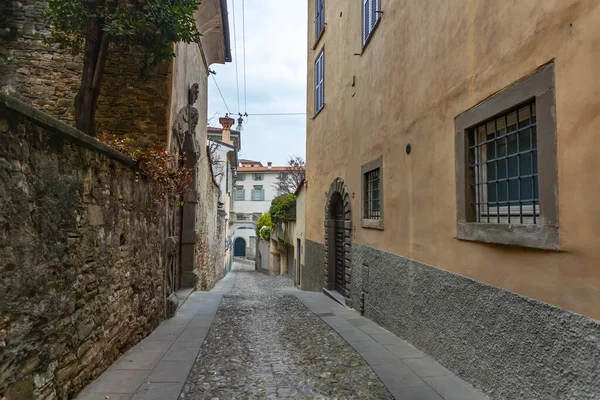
[469,101,538,224]
[235,186,245,201]
[252,186,265,201]
[315,49,325,114]
[237,173,245,181]
[253,173,263,181]
[364,168,381,219]
[361,156,384,230]
[363,0,380,46]
[236,213,249,221]
[456,63,558,250]
[315,0,325,42]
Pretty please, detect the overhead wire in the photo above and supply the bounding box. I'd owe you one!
[249,113,306,116]
[210,74,231,114]
[232,0,241,112]
[242,0,247,113]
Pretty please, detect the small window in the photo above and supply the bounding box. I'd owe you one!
[235,186,245,201]
[253,173,263,181]
[315,49,325,115]
[362,0,380,46]
[236,213,249,221]
[252,185,265,201]
[456,63,558,250]
[315,0,325,42]
[237,174,245,181]
[361,156,384,230]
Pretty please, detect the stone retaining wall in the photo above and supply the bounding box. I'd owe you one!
[0,0,171,147]
[0,94,166,399]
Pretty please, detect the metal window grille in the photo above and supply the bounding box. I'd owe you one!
[468,100,539,224]
[364,168,381,219]
[237,174,245,181]
[315,50,324,113]
[253,173,263,181]
[315,0,325,40]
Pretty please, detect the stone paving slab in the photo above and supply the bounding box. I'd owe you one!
[75,271,237,400]
[293,290,489,400]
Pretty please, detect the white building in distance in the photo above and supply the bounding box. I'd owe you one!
[230,159,290,258]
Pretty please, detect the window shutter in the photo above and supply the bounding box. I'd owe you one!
[363,0,370,44]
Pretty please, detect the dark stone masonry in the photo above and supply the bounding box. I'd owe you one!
[0,94,166,399]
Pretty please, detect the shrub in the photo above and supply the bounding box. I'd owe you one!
[269,193,296,222]
[256,213,272,237]
[259,226,271,241]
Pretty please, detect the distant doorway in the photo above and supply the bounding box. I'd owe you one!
[234,237,246,257]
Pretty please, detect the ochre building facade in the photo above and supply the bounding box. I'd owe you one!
[305,1,599,399]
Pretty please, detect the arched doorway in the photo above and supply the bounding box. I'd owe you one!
[324,178,353,305]
[234,237,247,257]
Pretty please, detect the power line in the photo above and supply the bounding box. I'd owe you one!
[210,74,231,114]
[242,0,247,113]
[232,0,241,112]
[249,113,306,116]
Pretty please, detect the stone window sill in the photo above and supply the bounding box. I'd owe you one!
[362,219,384,230]
[457,222,559,251]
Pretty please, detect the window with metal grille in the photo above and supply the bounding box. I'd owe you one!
[315,49,324,114]
[469,101,538,224]
[364,168,381,219]
[315,0,325,41]
[237,173,245,181]
[236,213,249,221]
[253,173,263,181]
[235,186,245,201]
[252,186,265,201]
[362,0,380,46]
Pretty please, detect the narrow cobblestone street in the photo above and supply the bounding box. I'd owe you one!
[180,269,392,399]
[77,263,487,399]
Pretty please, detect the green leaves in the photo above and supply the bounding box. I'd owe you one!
[46,0,202,67]
[269,194,297,222]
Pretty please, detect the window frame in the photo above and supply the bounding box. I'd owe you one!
[315,0,325,45]
[362,0,381,50]
[455,63,558,250]
[361,156,384,230]
[314,48,325,116]
[235,186,245,201]
[237,173,245,181]
[251,185,265,201]
[253,173,264,181]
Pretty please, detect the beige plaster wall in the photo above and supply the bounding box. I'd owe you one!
[305,0,600,319]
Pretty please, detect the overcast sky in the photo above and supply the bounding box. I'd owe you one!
[208,0,307,166]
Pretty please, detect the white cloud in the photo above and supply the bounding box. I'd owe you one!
[208,0,307,166]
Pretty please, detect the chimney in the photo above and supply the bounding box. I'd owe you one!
[267,162,272,170]
[218,114,234,145]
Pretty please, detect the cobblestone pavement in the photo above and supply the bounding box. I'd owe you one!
[180,271,393,399]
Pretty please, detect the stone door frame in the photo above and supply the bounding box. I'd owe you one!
[324,177,353,306]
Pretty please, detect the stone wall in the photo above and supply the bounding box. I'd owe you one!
[350,243,600,400]
[0,94,166,399]
[195,163,226,291]
[0,0,171,146]
[255,238,270,275]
